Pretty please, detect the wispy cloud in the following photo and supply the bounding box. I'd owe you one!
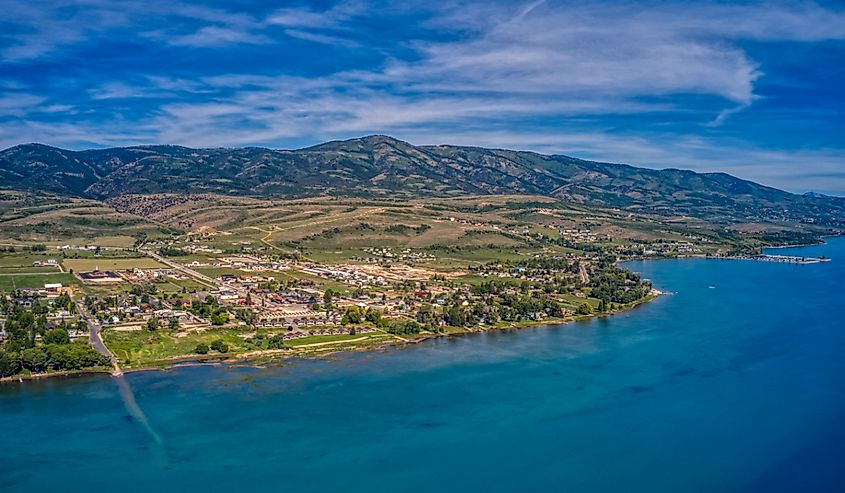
[0,93,45,116]
[165,26,272,47]
[1,0,844,193]
[265,2,366,29]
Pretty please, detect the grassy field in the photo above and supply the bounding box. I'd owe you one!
[153,278,210,293]
[103,328,250,366]
[102,326,394,366]
[0,253,62,267]
[0,272,78,290]
[62,257,166,271]
[286,332,376,346]
[281,270,352,293]
[0,266,62,274]
[193,267,350,293]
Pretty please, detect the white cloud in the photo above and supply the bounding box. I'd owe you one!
[265,2,365,29]
[167,25,271,47]
[0,93,46,116]
[2,0,845,194]
[89,0,843,143]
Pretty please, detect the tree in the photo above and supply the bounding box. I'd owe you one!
[20,347,48,372]
[416,303,435,324]
[169,317,179,331]
[45,344,109,370]
[444,305,467,327]
[0,350,21,377]
[234,309,256,326]
[386,319,423,335]
[210,311,229,325]
[341,306,362,325]
[577,302,593,315]
[598,299,608,312]
[267,334,287,350]
[43,328,70,345]
[194,343,209,354]
[210,339,229,353]
[146,317,159,331]
[364,308,382,325]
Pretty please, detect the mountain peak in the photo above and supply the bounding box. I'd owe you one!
[1,137,842,226]
[300,134,413,152]
[3,142,67,153]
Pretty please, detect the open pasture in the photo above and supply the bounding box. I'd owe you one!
[62,257,166,272]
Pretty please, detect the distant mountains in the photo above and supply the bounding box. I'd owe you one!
[1,135,843,225]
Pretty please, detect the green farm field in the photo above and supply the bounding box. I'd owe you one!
[62,257,167,271]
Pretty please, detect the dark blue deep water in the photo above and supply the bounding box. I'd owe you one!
[2,238,845,492]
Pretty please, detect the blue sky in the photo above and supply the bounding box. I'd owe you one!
[1,0,844,194]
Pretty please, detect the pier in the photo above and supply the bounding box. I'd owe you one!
[738,254,832,264]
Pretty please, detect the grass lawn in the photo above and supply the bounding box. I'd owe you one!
[287,332,395,351]
[0,272,79,291]
[195,267,254,278]
[0,253,62,268]
[63,257,166,271]
[302,248,363,263]
[54,235,138,248]
[0,266,62,274]
[167,254,218,263]
[286,332,371,346]
[195,267,296,283]
[81,284,131,297]
[424,246,526,265]
[155,278,209,293]
[103,327,250,366]
[281,270,351,294]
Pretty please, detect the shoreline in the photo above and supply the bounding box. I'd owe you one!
[1,292,661,384]
[3,237,837,384]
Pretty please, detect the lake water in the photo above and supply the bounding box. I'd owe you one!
[2,238,844,492]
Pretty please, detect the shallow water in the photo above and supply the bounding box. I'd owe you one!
[2,238,844,492]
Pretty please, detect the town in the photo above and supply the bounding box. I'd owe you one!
[0,236,657,379]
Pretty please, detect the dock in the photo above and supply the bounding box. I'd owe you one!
[743,254,832,264]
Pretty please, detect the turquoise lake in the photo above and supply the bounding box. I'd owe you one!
[2,238,844,492]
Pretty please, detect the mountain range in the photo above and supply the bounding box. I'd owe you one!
[1,135,842,225]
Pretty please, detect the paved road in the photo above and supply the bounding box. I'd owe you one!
[78,304,122,376]
[141,249,219,289]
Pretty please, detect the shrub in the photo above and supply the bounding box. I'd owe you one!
[267,334,286,350]
[210,339,229,353]
[194,343,209,355]
[577,302,593,315]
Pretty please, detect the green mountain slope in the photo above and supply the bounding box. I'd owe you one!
[1,135,842,225]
